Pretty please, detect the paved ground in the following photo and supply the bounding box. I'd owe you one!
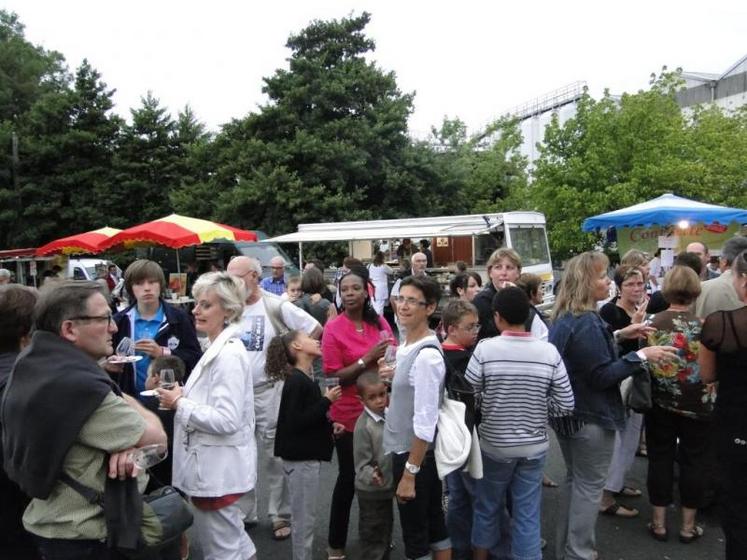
[214,432,725,560]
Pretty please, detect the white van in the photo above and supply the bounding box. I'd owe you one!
[66,258,117,281]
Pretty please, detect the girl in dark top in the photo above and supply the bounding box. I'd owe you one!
[268,330,342,560]
[699,250,747,560]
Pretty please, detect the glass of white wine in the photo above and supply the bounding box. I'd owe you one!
[158,369,176,410]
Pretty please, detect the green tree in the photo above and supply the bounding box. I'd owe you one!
[183,12,460,236]
[110,92,178,225]
[0,10,69,246]
[528,72,747,259]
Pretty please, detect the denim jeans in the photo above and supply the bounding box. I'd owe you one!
[473,450,546,560]
[446,470,511,560]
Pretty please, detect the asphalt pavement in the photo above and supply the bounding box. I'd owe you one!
[190,433,726,559]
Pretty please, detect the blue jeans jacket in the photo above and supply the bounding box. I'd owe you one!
[549,311,642,431]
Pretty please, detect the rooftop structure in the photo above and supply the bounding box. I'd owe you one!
[676,54,747,112]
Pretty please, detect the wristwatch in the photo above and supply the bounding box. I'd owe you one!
[357,358,366,369]
[405,461,421,475]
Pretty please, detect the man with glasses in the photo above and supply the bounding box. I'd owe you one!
[227,256,322,540]
[1,280,166,560]
[260,256,288,296]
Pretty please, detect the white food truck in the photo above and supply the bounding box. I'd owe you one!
[265,211,555,306]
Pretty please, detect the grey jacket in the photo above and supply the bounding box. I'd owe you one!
[353,410,394,500]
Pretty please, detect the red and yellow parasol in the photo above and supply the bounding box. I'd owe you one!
[98,214,257,251]
[36,227,122,256]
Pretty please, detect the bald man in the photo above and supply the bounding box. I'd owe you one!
[260,256,287,296]
[227,256,322,536]
[685,241,719,280]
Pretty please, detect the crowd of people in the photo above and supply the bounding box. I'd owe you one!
[0,234,746,560]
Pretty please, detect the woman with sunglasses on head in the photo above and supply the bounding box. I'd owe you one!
[321,265,394,560]
[158,272,257,560]
[108,259,202,398]
[383,275,451,560]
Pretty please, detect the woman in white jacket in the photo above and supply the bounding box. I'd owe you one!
[158,272,257,560]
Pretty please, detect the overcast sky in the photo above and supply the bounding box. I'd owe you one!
[5,0,746,137]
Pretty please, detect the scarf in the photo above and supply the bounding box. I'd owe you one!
[1,331,112,499]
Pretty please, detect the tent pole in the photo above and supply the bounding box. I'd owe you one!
[298,242,303,269]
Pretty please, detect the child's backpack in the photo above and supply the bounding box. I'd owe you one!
[419,344,480,432]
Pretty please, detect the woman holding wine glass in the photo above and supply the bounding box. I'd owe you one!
[321,265,394,560]
[158,272,257,560]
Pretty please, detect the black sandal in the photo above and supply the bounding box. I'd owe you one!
[647,521,668,542]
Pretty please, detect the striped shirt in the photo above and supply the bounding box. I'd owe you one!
[465,331,574,459]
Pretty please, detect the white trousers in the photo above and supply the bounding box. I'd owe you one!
[284,459,321,560]
[604,411,643,493]
[193,500,256,560]
[241,381,291,524]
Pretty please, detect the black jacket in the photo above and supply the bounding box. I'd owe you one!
[274,369,334,461]
[112,301,202,396]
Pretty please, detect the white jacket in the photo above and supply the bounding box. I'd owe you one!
[172,324,257,497]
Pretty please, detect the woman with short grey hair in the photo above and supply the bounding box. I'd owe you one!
[158,272,257,560]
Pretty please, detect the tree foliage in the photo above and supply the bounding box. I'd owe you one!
[189,12,463,235]
[529,73,747,259]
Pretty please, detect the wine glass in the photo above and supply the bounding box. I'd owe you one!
[128,443,168,473]
[158,369,176,410]
[324,376,340,388]
[114,337,135,361]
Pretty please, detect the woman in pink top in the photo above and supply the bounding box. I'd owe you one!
[322,266,393,559]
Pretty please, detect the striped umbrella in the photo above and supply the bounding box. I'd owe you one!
[99,214,257,250]
[98,214,258,277]
[36,227,122,256]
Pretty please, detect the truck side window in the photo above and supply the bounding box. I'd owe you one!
[73,267,86,280]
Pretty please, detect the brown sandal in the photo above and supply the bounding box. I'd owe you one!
[600,502,639,518]
[647,521,668,542]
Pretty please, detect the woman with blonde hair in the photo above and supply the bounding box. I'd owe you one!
[158,272,257,560]
[549,252,677,560]
[474,248,548,341]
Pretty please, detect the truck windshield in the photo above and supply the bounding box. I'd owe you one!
[509,226,550,266]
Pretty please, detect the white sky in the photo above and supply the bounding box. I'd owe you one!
[5,0,746,138]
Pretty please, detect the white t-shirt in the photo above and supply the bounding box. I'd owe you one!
[238,296,320,386]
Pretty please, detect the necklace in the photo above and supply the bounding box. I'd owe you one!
[355,325,364,333]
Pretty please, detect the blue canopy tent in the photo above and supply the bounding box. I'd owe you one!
[582,193,747,231]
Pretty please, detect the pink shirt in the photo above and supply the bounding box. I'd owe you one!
[322,314,394,432]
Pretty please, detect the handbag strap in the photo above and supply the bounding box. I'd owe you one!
[59,471,103,506]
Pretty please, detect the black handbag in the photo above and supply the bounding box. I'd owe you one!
[627,366,652,413]
[60,471,193,557]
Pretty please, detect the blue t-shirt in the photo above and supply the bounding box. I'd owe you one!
[133,305,165,394]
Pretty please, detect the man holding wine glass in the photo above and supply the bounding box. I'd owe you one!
[1,280,167,560]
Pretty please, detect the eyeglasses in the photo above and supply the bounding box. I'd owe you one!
[70,314,113,326]
[394,295,427,307]
[459,323,481,333]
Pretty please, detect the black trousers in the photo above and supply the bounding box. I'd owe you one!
[358,496,393,560]
[721,458,747,560]
[644,404,711,508]
[328,431,355,549]
[392,452,449,560]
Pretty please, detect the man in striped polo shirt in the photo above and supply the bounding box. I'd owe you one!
[466,286,575,560]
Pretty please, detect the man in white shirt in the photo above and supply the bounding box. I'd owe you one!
[227,256,322,539]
